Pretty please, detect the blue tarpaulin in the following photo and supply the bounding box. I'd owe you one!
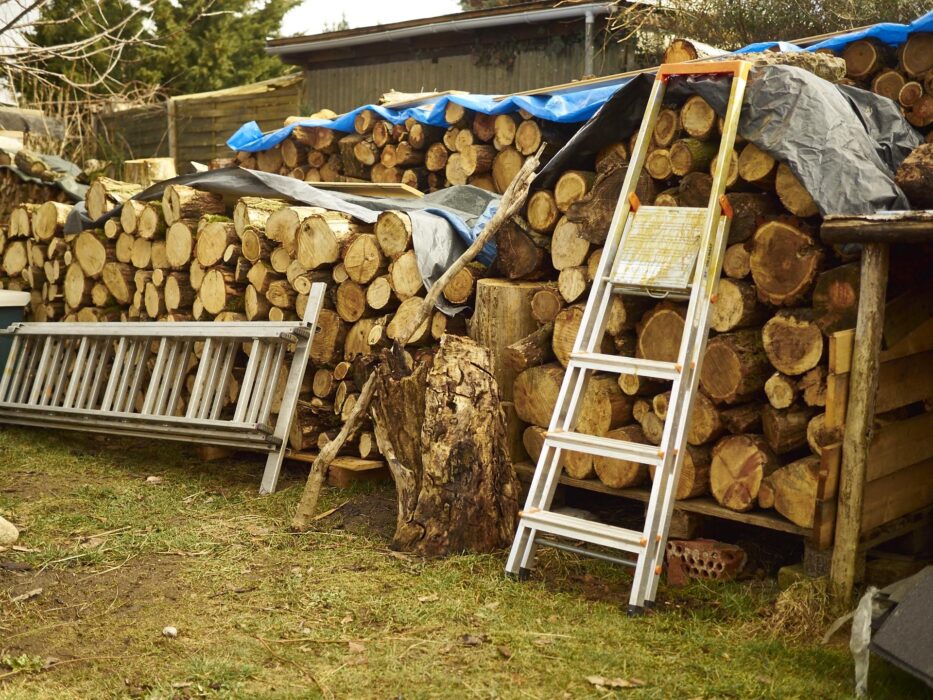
[227,82,629,152]
[228,10,932,155]
[736,9,933,53]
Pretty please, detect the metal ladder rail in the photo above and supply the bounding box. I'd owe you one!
[507,75,670,573]
[505,61,751,613]
[635,67,749,607]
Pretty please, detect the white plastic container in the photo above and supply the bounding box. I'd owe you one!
[0,290,30,372]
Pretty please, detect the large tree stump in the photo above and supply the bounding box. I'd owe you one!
[370,336,519,555]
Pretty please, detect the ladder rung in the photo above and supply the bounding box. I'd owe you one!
[545,431,663,466]
[569,352,680,381]
[518,509,646,554]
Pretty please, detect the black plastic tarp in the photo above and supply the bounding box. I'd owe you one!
[539,65,921,216]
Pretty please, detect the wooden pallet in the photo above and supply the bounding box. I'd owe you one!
[512,462,810,537]
[286,451,389,488]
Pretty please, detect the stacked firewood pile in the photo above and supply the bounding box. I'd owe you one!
[840,32,933,134]
[0,176,494,460]
[503,93,861,529]
[0,165,73,228]
[236,104,572,195]
[1,37,930,531]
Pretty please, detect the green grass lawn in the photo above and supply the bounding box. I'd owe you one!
[0,426,928,699]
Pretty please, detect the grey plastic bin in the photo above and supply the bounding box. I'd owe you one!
[0,291,30,375]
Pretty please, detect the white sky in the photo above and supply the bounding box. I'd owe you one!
[282,0,463,36]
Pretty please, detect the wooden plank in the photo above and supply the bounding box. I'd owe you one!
[883,279,933,349]
[830,241,888,604]
[812,443,842,549]
[830,316,933,375]
[861,457,933,532]
[830,348,933,419]
[310,182,424,198]
[286,450,385,471]
[821,212,933,244]
[867,410,933,483]
[512,463,810,536]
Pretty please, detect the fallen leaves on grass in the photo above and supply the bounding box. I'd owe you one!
[418,594,439,603]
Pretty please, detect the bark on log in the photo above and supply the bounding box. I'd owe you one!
[761,403,815,455]
[758,455,820,528]
[162,185,224,226]
[594,424,649,488]
[762,308,824,375]
[649,444,712,499]
[750,219,824,306]
[699,329,770,404]
[504,322,554,373]
[495,220,550,280]
[812,262,860,334]
[469,278,549,400]
[370,336,519,555]
[710,434,780,512]
[894,143,933,209]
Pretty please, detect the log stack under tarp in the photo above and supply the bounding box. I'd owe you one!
[1,37,931,543]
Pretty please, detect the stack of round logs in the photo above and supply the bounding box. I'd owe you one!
[838,31,933,135]
[236,103,573,195]
[509,91,867,530]
[0,176,506,460]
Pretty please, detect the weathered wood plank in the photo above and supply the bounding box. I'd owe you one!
[867,410,933,482]
[861,457,933,532]
[821,211,933,244]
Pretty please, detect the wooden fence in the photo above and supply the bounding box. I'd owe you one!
[97,74,302,171]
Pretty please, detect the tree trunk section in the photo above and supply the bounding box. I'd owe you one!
[710,434,780,512]
[762,308,824,375]
[699,329,770,404]
[750,219,824,306]
[370,336,519,555]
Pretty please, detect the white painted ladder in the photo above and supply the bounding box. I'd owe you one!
[506,61,751,614]
[0,283,327,494]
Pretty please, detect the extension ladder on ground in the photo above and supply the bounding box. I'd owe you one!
[0,283,327,495]
[506,61,751,614]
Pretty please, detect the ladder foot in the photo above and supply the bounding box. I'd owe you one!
[505,567,532,582]
[626,604,646,617]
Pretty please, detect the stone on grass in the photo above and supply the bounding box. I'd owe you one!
[0,516,19,546]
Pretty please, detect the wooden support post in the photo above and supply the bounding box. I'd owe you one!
[829,242,889,605]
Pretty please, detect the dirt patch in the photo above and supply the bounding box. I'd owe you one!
[0,555,188,662]
[329,487,397,541]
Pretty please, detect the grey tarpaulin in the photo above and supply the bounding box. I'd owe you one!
[539,66,921,215]
[66,168,500,315]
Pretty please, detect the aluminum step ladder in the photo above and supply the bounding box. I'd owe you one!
[506,61,751,614]
[0,283,327,495]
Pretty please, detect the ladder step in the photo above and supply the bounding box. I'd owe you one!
[519,508,646,554]
[569,352,680,381]
[545,430,663,466]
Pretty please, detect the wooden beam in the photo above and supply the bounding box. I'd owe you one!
[821,211,933,244]
[830,242,889,605]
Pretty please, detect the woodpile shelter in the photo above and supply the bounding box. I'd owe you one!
[1,8,933,612]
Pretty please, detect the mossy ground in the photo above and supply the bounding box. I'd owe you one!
[0,427,928,699]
